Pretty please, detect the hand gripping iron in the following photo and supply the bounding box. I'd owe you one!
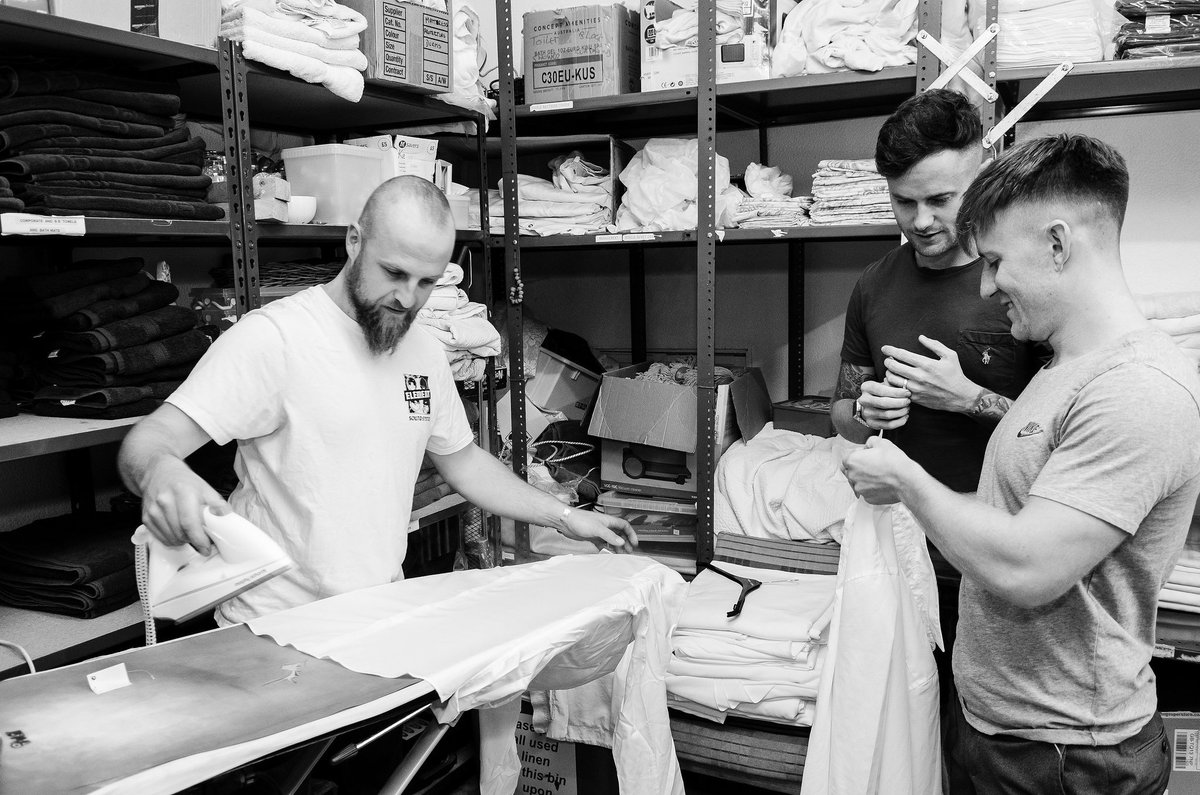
[132,507,292,626]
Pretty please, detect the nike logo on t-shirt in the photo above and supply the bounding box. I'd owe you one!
[1017,422,1043,438]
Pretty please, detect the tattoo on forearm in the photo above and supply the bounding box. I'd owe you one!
[835,363,873,401]
[969,389,1011,423]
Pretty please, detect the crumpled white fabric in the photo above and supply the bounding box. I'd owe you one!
[715,427,860,543]
[744,162,794,199]
[614,138,740,232]
[800,498,942,795]
[435,3,497,121]
[247,554,687,795]
[416,304,502,355]
[772,0,918,77]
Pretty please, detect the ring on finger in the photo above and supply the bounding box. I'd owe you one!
[901,377,908,390]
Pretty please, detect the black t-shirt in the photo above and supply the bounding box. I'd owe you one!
[841,243,1041,493]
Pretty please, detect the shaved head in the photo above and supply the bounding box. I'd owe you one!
[358,175,453,241]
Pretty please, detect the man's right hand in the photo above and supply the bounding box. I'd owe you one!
[857,377,912,430]
[137,456,231,555]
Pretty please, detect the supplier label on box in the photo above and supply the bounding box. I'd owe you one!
[516,716,578,795]
[1177,727,1200,772]
[533,55,605,90]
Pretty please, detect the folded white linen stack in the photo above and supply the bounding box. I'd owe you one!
[990,0,1105,68]
[1159,516,1200,614]
[808,158,895,225]
[492,152,614,236]
[666,561,837,727]
[415,262,501,381]
[220,0,369,102]
[1136,291,1200,370]
[731,162,814,228]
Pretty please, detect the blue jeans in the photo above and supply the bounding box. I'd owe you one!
[947,696,1170,795]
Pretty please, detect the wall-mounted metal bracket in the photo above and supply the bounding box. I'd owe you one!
[916,26,1000,103]
[982,62,1074,150]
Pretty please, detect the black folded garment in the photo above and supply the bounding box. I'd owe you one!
[40,328,211,383]
[59,279,180,331]
[17,135,205,165]
[35,379,183,408]
[29,170,212,192]
[0,512,140,585]
[19,197,225,221]
[32,396,161,420]
[60,89,181,117]
[0,580,137,619]
[51,305,197,353]
[0,65,178,98]
[20,185,206,203]
[0,153,203,177]
[3,126,190,155]
[0,256,144,302]
[0,95,173,129]
[0,196,22,211]
[0,109,165,139]
[0,384,17,418]
[3,272,151,326]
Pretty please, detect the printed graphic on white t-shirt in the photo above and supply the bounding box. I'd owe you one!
[405,373,431,420]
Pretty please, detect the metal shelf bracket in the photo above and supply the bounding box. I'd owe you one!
[982,62,1074,150]
[916,26,1000,103]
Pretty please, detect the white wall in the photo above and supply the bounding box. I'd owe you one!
[521,110,1200,403]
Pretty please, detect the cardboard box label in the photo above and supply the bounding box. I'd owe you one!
[515,715,579,795]
[533,55,605,89]
[1176,726,1200,772]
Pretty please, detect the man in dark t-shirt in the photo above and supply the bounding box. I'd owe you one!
[832,89,1041,493]
[830,90,1042,790]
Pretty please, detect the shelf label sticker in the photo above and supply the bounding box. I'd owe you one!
[622,233,658,242]
[594,233,623,243]
[1154,642,1175,658]
[714,230,725,242]
[1,213,86,237]
[1145,14,1171,33]
[529,100,574,112]
[771,229,788,238]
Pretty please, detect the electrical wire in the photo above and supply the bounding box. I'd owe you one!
[0,639,36,675]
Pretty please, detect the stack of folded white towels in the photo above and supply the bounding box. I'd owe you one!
[415,262,501,382]
[667,561,837,727]
[731,162,814,228]
[991,0,1105,68]
[492,152,614,236]
[807,159,895,225]
[220,0,369,102]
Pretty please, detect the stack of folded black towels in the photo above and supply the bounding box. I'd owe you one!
[0,512,141,619]
[0,60,221,220]
[0,256,213,419]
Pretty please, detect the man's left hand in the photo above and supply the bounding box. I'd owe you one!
[842,436,919,505]
[561,509,639,553]
[881,335,978,414]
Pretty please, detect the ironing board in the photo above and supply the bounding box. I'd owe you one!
[0,623,436,794]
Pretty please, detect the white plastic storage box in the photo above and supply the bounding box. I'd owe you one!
[526,347,602,422]
[280,144,388,226]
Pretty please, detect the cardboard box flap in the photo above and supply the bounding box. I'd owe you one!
[731,367,771,443]
[587,364,771,454]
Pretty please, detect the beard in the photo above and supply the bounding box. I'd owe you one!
[347,253,415,356]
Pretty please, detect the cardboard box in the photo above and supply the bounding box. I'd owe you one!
[523,5,639,103]
[773,395,833,437]
[587,364,771,497]
[1165,712,1200,795]
[640,0,772,92]
[344,134,439,183]
[527,348,601,422]
[342,0,452,94]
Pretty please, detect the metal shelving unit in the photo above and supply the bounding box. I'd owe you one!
[0,6,496,676]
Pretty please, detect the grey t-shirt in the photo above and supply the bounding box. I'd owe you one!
[957,329,1200,745]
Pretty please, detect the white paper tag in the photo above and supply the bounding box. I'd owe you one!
[622,233,657,242]
[594,233,622,243]
[529,101,573,112]
[714,230,725,242]
[87,663,132,694]
[0,213,87,236]
[1145,14,1171,33]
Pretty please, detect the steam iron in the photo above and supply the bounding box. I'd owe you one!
[131,508,292,624]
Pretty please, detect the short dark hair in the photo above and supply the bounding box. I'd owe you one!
[359,175,451,239]
[875,89,982,179]
[956,133,1129,249]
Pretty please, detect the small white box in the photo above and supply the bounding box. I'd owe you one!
[52,0,131,30]
[344,134,439,183]
[281,144,388,226]
[526,348,601,422]
[156,0,221,49]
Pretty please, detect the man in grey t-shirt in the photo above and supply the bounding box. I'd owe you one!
[843,134,1200,794]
